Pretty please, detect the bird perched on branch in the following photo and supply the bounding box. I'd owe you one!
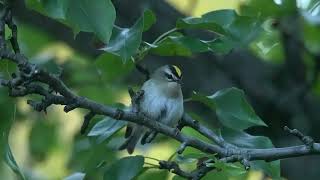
[119,65,184,154]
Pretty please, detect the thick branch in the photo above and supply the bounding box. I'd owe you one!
[1,5,320,179]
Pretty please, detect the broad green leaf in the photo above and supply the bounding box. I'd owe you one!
[177,18,226,36]
[176,153,206,164]
[88,117,126,143]
[175,9,263,54]
[95,53,134,82]
[239,0,296,19]
[151,35,209,57]
[25,0,49,17]
[227,16,262,45]
[4,144,26,180]
[206,38,234,54]
[222,128,274,149]
[100,11,150,63]
[69,138,116,177]
[66,0,115,42]
[172,175,186,180]
[25,0,116,42]
[26,0,70,19]
[303,21,320,54]
[212,161,247,177]
[202,167,247,180]
[221,127,280,178]
[143,10,156,31]
[176,9,237,35]
[250,20,284,63]
[29,120,59,161]
[134,168,169,180]
[104,156,144,180]
[192,87,267,130]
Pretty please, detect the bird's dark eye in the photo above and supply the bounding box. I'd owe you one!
[165,73,173,80]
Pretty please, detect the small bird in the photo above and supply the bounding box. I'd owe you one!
[119,65,184,154]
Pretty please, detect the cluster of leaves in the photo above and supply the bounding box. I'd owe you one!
[1,0,319,179]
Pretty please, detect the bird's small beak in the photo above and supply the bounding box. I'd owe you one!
[174,78,183,85]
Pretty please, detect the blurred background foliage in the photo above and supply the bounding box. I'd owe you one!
[0,0,320,179]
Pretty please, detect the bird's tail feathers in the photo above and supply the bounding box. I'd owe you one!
[119,126,142,154]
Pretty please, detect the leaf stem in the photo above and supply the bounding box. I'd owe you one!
[152,28,178,45]
[144,162,160,168]
[145,156,161,162]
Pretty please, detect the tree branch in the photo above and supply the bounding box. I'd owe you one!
[1,5,320,180]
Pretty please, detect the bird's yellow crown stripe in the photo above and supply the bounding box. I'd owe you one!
[172,65,182,77]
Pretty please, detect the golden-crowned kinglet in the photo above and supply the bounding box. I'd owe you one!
[119,65,184,154]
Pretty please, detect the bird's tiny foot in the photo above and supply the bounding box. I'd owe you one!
[114,109,124,119]
[174,127,181,136]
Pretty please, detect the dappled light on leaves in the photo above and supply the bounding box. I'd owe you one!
[1,0,320,180]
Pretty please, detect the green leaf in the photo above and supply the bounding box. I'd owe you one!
[176,153,206,164]
[176,9,263,54]
[95,53,134,82]
[143,10,156,31]
[88,117,126,143]
[40,0,70,19]
[134,168,169,180]
[213,161,247,177]
[4,144,26,180]
[66,0,116,42]
[303,21,320,54]
[29,120,59,161]
[151,34,209,57]
[100,11,152,63]
[227,16,262,45]
[206,38,234,55]
[176,9,237,35]
[192,87,267,130]
[172,175,186,180]
[104,156,145,180]
[202,165,247,180]
[221,128,273,149]
[249,20,284,64]
[177,18,226,36]
[239,0,296,19]
[221,127,280,178]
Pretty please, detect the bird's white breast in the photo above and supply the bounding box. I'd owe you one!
[140,80,184,127]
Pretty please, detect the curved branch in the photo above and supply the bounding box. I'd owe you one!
[1,5,320,180]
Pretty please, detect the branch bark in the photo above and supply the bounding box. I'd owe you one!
[1,4,320,180]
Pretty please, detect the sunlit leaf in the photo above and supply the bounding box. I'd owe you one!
[66,0,115,42]
[104,156,144,180]
[175,9,263,54]
[192,87,267,130]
